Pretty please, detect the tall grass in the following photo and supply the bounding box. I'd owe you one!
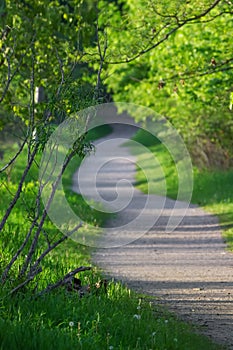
[132,128,233,251]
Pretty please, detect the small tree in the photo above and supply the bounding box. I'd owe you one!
[0,0,102,292]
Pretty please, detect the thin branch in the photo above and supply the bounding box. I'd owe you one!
[55,49,65,97]
[38,266,92,296]
[2,145,79,284]
[0,36,35,104]
[180,0,223,23]
[84,10,109,127]
[41,227,51,247]
[0,143,40,233]
[138,22,171,56]
[107,24,183,64]
[94,23,108,102]
[0,146,45,284]
[191,10,233,23]
[9,266,42,295]
[2,104,71,282]
[29,223,83,277]
[162,57,233,83]
[0,78,53,281]
[0,137,27,173]
[19,148,77,277]
[0,55,12,104]
[28,44,36,161]
[1,216,40,284]
[106,0,223,64]
[149,1,180,21]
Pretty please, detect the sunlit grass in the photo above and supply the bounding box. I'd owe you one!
[0,280,223,350]
[132,128,233,251]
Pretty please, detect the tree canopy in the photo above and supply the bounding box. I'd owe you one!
[98,0,233,167]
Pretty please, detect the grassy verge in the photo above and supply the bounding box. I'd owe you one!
[0,126,225,349]
[132,128,233,251]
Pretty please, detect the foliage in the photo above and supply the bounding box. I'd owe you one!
[0,0,100,127]
[103,0,233,168]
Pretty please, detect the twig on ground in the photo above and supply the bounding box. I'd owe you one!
[38,266,92,296]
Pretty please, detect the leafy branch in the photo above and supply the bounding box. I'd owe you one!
[106,0,225,64]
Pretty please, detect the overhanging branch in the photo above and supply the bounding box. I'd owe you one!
[106,0,226,65]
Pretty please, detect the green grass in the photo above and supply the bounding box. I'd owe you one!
[131,128,233,251]
[0,284,224,350]
[0,126,225,349]
[63,124,113,226]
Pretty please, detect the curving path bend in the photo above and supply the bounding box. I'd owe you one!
[73,122,233,349]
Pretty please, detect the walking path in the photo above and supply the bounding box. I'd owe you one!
[73,123,233,349]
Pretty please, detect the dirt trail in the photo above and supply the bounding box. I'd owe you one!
[73,123,233,349]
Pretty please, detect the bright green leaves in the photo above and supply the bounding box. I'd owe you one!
[0,0,101,129]
[103,0,233,167]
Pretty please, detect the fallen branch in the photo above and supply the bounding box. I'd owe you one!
[38,266,92,296]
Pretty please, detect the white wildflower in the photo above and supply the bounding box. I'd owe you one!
[69,321,74,327]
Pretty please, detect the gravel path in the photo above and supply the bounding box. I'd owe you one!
[74,123,233,349]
